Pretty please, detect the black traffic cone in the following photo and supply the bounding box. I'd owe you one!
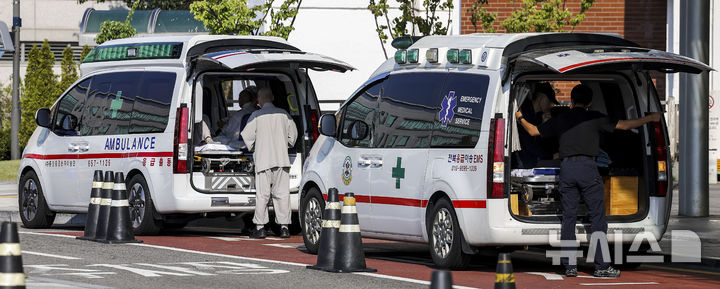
[104,172,142,244]
[93,171,114,242]
[0,222,25,289]
[430,270,453,289]
[329,192,376,273]
[78,170,104,241]
[494,253,516,289]
[307,188,341,271]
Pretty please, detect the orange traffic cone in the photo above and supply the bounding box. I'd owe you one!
[78,170,104,241]
[430,270,453,289]
[494,253,516,289]
[0,222,25,289]
[307,188,341,271]
[329,192,376,273]
[103,172,141,244]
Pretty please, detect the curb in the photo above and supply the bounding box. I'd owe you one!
[0,210,86,226]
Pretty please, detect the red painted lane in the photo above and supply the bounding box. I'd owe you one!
[46,231,720,288]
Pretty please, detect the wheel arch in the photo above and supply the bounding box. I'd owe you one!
[125,169,162,221]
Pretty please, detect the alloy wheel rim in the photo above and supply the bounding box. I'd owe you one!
[128,183,146,228]
[432,208,453,259]
[304,197,322,244]
[21,179,39,221]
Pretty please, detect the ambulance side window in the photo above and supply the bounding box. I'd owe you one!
[131,72,176,133]
[377,72,447,148]
[53,78,92,136]
[339,81,381,147]
[431,73,489,148]
[80,72,140,136]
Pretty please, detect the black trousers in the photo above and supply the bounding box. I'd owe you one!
[559,157,609,270]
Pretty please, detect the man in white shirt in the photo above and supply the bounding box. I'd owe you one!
[241,87,298,238]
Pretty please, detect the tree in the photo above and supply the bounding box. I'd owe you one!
[190,0,301,39]
[368,0,455,59]
[59,45,79,93]
[21,40,59,148]
[95,1,139,44]
[79,45,93,69]
[468,0,596,33]
[0,81,12,160]
[77,0,194,10]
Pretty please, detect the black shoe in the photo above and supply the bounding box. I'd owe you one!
[594,266,620,278]
[565,267,578,277]
[279,227,290,238]
[250,228,267,239]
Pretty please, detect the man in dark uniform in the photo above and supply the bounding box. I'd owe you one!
[515,84,661,278]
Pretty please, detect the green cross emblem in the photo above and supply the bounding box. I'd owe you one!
[391,157,405,189]
[110,91,123,118]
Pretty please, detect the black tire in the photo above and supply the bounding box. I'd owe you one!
[427,198,471,268]
[18,171,55,228]
[127,174,163,235]
[300,187,324,254]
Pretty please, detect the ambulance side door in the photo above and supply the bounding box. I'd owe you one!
[368,72,448,237]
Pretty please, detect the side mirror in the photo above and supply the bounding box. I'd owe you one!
[61,114,78,131]
[35,108,52,128]
[348,120,369,140]
[318,114,336,136]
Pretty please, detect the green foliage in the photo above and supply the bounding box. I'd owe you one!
[59,45,79,93]
[0,160,21,181]
[190,0,300,39]
[369,0,455,41]
[468,0,596,33]
[95,2,139,44]
[0,81,12,160]
[77,0,194,10]
[79,45,93,72]
[21,40,59,148]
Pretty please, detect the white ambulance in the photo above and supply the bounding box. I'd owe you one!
[18,35,353,234]
[299,33,711,268]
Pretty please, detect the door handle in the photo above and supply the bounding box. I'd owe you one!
[370,159,383,167]
[358,158,372,167]
[68,144,79,152]
[77,142,89,152]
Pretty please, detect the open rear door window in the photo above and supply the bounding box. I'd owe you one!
[193,49,355,73]
[519,49,712,74]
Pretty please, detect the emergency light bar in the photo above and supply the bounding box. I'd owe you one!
[83,42,183,63]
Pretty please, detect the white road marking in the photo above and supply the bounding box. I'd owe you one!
[524,272,564,280]
[28,276,115,289]
[20,231,76,238]
[28,231,480,287]
[23,251,82,260]
[263,243,303,249]
[580,282,659,286]
[208,236,284,242]
[353,272,479,289]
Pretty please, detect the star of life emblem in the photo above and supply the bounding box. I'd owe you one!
[439,91,457,127]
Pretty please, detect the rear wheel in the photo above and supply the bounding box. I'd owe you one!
[428,198,471,268]
[127,174,162,235]
[18,171,55,228]
[300,187,324,254]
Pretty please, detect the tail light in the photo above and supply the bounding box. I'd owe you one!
[173,105,189,174]
[652,121,668,197]
[487,116,505,199]
[310,109,319,143]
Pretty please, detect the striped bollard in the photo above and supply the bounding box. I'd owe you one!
[0,222,25,289]
[93,171,115,241]
[330,192,376,273]
[307,188,341,271]
[78,170,104,241]
[104,172,142,244]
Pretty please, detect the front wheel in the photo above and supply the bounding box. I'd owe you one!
[127,174,162,235]
[18,171,55,228]
[428,198,471,268]
[300,187,324,254]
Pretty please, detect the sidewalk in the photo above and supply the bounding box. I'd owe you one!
[2,181,719,265]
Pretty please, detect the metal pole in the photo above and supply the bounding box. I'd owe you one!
[679,0,710,217]
[10,0,21,160]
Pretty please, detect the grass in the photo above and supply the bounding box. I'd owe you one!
[0,160,20,182]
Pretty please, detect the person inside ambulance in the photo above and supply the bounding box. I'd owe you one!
[513,82,560,168]
[213,86,259,149]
